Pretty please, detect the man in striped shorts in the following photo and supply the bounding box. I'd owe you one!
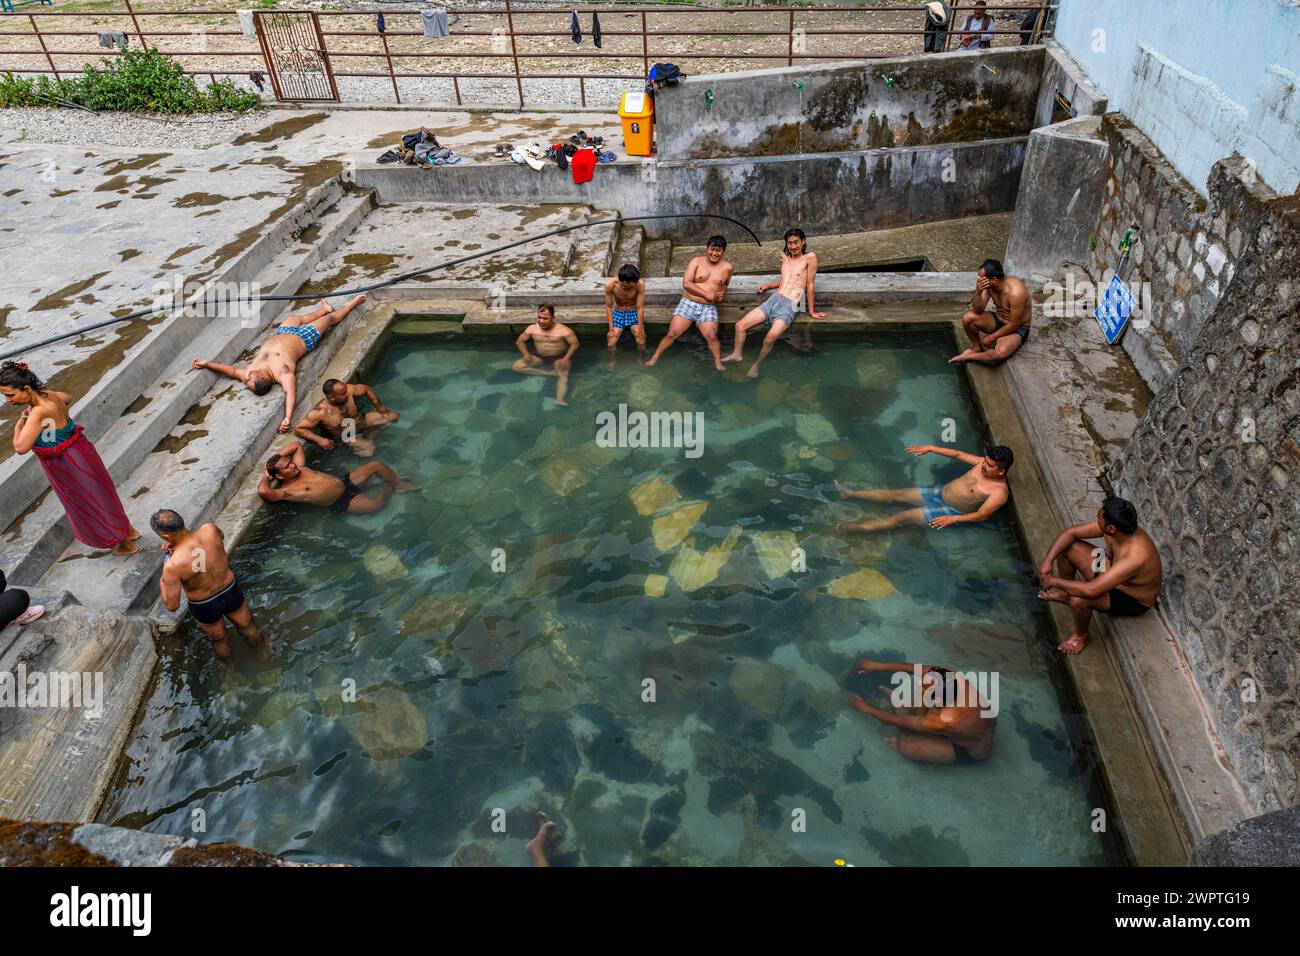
[604,264,647,368]
[646,235,734,372]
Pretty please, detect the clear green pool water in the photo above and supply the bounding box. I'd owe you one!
[104,328,1119,866]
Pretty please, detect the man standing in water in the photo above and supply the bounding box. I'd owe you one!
[604,264,647,368]
[512,304,579,406]
[646,235,733,372]
[849,658,996,764]
[949,259,1032,364]
[193,293,367,434]
[258,440,418,514]
[724,228,824,379]
[152,509,267,664]
[834,444,1012,534]
[294,378,400,457]
[1037,496,1163,654]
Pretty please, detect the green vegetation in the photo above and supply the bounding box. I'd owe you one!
[0,47,261,114]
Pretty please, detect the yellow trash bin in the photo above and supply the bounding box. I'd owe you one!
[619,90,654,157]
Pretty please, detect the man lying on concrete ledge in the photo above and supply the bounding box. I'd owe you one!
[192,293,367,434]
[950,259,1032,365]
[1036,496,1164,655]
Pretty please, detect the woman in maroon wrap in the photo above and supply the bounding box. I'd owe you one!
[2,361,141,556]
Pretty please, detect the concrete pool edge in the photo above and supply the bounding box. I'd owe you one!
[960,342,1189,866]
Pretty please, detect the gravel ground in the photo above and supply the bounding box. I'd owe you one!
[0,104,272,149]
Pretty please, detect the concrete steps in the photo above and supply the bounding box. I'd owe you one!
[562,207,619,283]
[613,222,646,275]
[641,238,673,277]
[5,188,376,609]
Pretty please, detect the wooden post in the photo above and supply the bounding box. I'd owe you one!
[641,10,648,81]
[29,13,59,79]
[942,1,961,53]
[787,7,794,66]
[380,26,400,104]
[1033,0,1050,43]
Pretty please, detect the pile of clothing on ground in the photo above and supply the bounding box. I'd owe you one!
[375,128,461,167]
[501,131,615,183]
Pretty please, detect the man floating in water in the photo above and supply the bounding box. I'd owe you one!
[834,444,1012,534]
[512,304,579,406]
[604,263,647,368]
[294,378,400,458]
[192,293,367,434]
[258,440,418,514]
[151,508,267,665]
[1037,496,1163,654]
[849,658,996,764]
[949,259,1032,364]
[646,234,733,372]
[724,227,824,379]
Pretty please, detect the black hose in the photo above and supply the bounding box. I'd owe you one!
[0,213,760,363]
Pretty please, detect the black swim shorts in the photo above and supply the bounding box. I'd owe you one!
[330,473,362,514]
[188,578,245,626]
[1107,587,1152,617]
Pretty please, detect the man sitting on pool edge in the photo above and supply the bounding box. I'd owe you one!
[1036,495,1163,655]
[193,293,367,434]
[258,440,418,514]
[512,303,579,406]
[834,444,1012,535]
[604,263,647,368]
[949,259,1032,365]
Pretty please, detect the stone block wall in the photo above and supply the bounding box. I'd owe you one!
[1110,179,1300,814]
[1087,114,1264,389]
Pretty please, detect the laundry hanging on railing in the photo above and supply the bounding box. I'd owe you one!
[236,9,255,39]
[97,31,128,51]
[570,10,582,44]
[421,8,450,39]
[377,13,386,33]
[592,13,602,48]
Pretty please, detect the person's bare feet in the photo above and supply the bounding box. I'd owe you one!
[525,811,556,867]
[746,364,760,379]
[395,479,420,493]
[1037,587,1068,603]
[948,350,975,364]
[644,356,658,368]
[127,525,142,541]
[834,479,850,500]
[345,293,367,309]
[713,361,725,372]
[721,352,742,364]
[111,537,140,556]
[847,693,871,714]
[1057,633,1089,654]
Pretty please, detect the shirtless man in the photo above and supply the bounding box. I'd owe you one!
[152,508,266,664]
[646,235,733,371]
[294,378,399,458]
[512,304,579,406]
[950,259,1032,364]
[192,293,367,434]
[1037,496,1163,655]
[604,264,647,368]
[723,228,825,379]
[849,658,996,764]
[834,444,1012,534]
[258,440,417,515]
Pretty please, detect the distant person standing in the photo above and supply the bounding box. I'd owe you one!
[0,568,43,631]
[922,1,952,53]
[2,361,141,556]
[956,0,995,50]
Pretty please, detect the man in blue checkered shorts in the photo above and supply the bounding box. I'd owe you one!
[646,235,734,372]
[604,264,647,367]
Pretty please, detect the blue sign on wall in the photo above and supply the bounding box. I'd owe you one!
[1094,274,1136,345]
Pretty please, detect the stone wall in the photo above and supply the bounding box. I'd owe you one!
[652,47,1044,160]
[1110,175,1300,815]
[1086,114,1260,391]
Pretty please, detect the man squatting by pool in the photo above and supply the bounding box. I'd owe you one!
[513,304,579,406]
[646,235,734,371]
[192,293,367,434]
[724,227,825,379]
[152,509,267,665]
[294,378,400,457]
[835,444,1012,534]
[950,259,1032,365]
[259,440,418,514]
[604,263,647,367]
[1037,496,1163,654]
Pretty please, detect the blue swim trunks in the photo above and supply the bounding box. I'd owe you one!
[611,308,640,329]
[921,485,961,523]
[674,297,719,324]
[276,324,321,352]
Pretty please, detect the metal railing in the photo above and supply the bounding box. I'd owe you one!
[0,1,1055,107]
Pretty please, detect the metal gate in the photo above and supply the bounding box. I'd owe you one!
[254,11,339,102]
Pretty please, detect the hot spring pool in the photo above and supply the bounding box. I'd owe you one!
[102,327,1121,866]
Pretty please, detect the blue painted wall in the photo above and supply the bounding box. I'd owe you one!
[1053,0,1300,194]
